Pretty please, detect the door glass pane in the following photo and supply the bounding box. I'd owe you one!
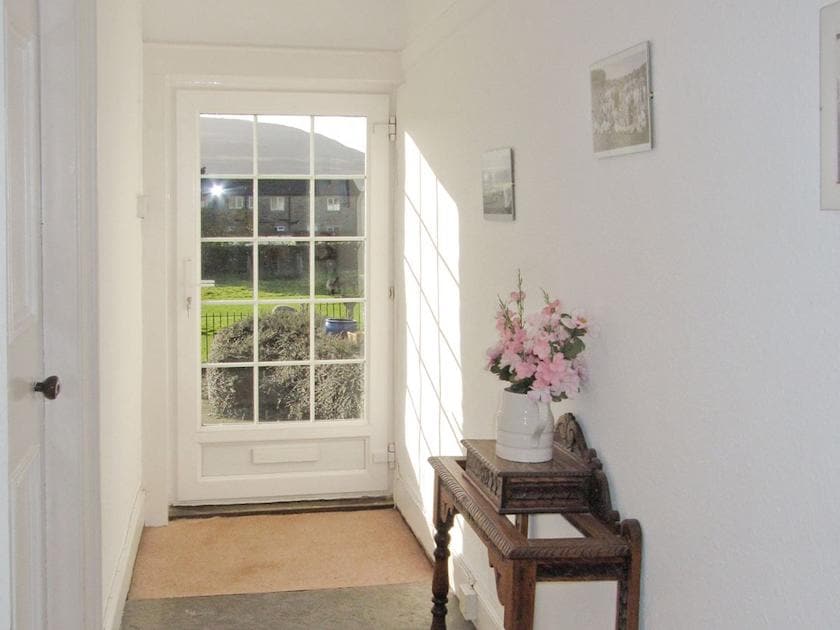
[201,178,253,237]
[258,242,310,299]
[315,179,364,237]
[314,364,364,420]
[315,241,363,298]
[257,115,310,175]
[259,366,310,421]
[259,304,310,362]
[196,110,369,429]
[203,367,254,425]
[201,243,253,300]
[316,303,363,360]
[314,116,366,175]
[200,115,254,175]
[202,306,253,363]
[257,179,310,237]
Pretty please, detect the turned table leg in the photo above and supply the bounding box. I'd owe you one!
[431,482,456,630]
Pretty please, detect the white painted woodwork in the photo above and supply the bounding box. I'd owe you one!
[141,48,399,526]
[203,439,364,476]
[175,91,392,503]
[250,443,321,465]
[37,0,102,627]
[1,0,102,627]
[4,0,47,625]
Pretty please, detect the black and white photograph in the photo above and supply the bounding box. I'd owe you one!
[821,3,840,210]
[590,41,652,158]
[481,147,515,220]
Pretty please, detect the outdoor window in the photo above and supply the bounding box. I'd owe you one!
[197,114,367,425]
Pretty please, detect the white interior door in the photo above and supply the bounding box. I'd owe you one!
[175,91,392,504]
[4,0,47,625]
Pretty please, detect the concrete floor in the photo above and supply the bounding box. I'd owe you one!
[121,582,474,630]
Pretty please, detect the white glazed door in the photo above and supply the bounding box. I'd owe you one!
[5,0,47,625]
[175,91,392,503]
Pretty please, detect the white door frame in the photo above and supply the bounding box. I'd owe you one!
[0,0,101,626]
[141,65,400,525]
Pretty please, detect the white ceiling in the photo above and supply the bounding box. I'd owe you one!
[142,0,410,51]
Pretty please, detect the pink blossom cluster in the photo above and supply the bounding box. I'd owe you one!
[486,280,590,404]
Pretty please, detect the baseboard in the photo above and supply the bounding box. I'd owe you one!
[392,473,434,557]
[452,554,504,630]
[102,486,145,630]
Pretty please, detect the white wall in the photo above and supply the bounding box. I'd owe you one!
[141,41,400,524]
[393,1,840,629]
[142,0,407,51]
[97,0,145,626]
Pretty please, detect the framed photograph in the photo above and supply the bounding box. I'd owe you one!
[482,147,515,220]
[590,41,653,158]
[820,2,840,210]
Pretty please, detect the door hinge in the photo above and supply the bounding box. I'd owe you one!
[388,115,397,142]
[387,442,396,469]
[388,286,395,300]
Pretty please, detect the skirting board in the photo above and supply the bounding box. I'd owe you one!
[393,474,504,629]
[392,474,435,556]
[102,487,145,630]
[454,555,504,630]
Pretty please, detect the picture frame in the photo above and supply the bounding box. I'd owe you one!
[482,147,515,220]
[820,2,840,210]
[590,41,653,158]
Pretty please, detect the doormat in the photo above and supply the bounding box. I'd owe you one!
[127,509,432,600]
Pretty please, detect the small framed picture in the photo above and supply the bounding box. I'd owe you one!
[482,147,515,220]
[820,2,840,210]
[590,41,653,158]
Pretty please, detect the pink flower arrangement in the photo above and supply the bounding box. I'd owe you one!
[486,272,590,403]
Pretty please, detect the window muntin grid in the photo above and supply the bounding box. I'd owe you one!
[198,114,367,425]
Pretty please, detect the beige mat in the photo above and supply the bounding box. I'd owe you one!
[127,510,432,600]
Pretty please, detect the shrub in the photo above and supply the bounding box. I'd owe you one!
[206,308,363,421]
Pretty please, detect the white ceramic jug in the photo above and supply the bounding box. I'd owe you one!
[494,388,555,463]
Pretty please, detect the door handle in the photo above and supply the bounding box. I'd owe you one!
[34,376,60,400]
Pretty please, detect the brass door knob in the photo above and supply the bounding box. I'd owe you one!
[34,376,60,400]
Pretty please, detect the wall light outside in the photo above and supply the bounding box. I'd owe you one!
[210,183,224,197]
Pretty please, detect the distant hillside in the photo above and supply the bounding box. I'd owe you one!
[200,117,365,175]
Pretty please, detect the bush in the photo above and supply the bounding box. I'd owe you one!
[206,308,363,421]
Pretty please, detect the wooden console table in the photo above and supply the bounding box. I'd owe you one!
[428,414,642,630]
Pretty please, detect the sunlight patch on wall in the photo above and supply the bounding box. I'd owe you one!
[402,133,464,551]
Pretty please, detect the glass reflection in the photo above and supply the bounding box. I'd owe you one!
[202,367,254,424]
[201,242,253,300]
[315,179,364,237]
[257,115,310,175]
[200,114,254,175]
[314,364,364,420]
[258,243,310,299]
[314,116,366,175]
[259,304,310,362]
[314,241,363,298]
[201,178,253,237]
[257,179,309,236]
[259,366,310,421]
